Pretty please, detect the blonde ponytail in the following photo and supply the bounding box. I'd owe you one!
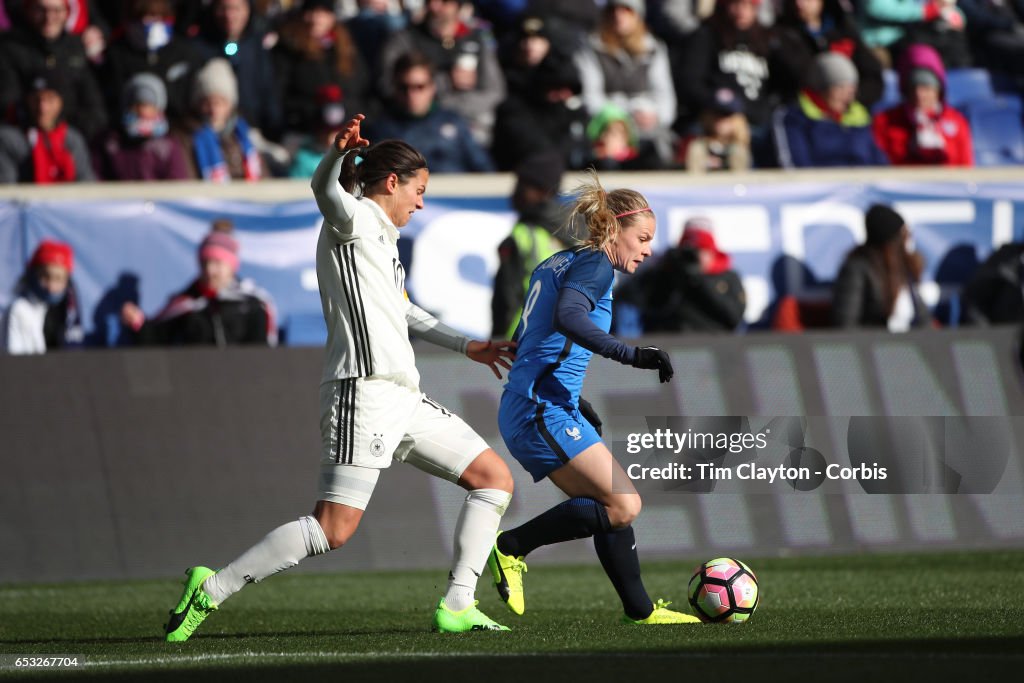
[569,170,651,250]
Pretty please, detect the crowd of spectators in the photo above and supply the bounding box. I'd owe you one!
[3,203,1021,353]
[614,204,1020,336]
[2,0,1021,182]
[1,0,1022,353]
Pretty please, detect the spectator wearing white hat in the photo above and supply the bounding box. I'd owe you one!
[179,57,264,182]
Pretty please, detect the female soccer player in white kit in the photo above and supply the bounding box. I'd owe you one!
[164,114,517,640]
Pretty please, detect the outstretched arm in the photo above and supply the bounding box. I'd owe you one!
[554,287,673,382]
[407,301,472,354]
[553,287,635,364]
[310,114,369,236]
[407,302,516,379]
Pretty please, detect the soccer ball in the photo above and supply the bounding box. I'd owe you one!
[687,557,759,623]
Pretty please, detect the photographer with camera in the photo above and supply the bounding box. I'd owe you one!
[637,216,746,333]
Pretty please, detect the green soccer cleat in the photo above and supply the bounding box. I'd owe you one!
[623,599,702,625]
[487,532,527,615]
[165,566,219,642]
[432,599,510,632]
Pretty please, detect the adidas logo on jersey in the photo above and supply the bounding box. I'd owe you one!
[565,427,581,441]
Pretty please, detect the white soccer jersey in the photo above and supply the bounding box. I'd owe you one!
[312,149,421,389]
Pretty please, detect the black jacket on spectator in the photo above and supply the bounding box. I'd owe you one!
[492,54,589,171]
[272,23,369,135]
[962,243,1024,325]
[133,279,274,347]
[958,0,1024,73]
[192,14,283,138]
[100,32,204,128]
[672,17,782,128]
[832,248,932,328]
[774,0,884,109]
[639,247,746,332]
[0,27,108,139]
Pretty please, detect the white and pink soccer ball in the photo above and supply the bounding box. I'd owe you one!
[687,558,759,623]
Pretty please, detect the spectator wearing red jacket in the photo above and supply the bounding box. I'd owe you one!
[872,43,973,166]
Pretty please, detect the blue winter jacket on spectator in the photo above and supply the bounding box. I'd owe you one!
[775,92,890,168]
[369,105,495,173]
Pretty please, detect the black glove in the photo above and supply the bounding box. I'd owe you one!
[632,346,674,383]
[578,397,603,436]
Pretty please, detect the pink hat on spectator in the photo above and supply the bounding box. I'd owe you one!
[199,232,240,272]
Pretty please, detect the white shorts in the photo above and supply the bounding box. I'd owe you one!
[318,377,489,509]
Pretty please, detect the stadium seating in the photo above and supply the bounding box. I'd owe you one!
[872,69,902,114]
[945,69,995,109]
[874,69,1001,114]
[960,97,1024,166]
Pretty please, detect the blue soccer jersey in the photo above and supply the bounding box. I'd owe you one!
[504,248,614,408]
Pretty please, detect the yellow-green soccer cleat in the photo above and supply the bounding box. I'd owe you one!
[165,566,219,642]
[623,599,702,625]
[487,533,527,615]
[432,599,510,632]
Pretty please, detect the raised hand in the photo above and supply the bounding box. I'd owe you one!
[333,113,369,153]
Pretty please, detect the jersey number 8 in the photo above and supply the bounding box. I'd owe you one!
[520,280,542,333]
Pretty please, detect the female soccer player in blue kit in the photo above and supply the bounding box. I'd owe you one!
[489,173,700,624]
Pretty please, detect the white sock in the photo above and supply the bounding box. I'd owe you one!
[203,516,330,605]
[444,488,511,611]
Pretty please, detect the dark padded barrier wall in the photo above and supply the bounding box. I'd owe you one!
[2,328,1024,583]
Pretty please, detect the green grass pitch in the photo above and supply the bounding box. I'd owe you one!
[1,550,1022,682]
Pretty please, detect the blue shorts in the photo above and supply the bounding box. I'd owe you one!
[498,390,603,482]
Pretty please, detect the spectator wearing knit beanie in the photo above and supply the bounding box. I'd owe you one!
[2,239,84,354]
[774,52,889,168]
[832,204,931,331]
[179,58,264,182]
[95,72,190,180]
[872,43,973,167]
[120,219,277,347]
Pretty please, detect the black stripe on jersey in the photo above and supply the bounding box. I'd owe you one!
[345,378,356,464]
[534,403,570,464]
[337,244,372,376]
[339,378,348,464]
[530,338,574,401]
[336,245,364,375]
[334,378,357,464]
[335,379,347,464]
[346,243,375,376]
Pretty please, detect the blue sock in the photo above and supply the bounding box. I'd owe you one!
[497,497,611,557]
[594,525,653,620]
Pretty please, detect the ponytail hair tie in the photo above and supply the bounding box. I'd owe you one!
[615,207,652,219]
[354,154,364,166]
